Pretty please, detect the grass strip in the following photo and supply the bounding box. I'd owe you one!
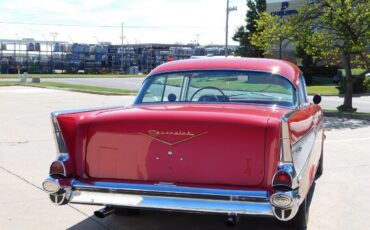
[0,81,137,95]
[323,109,370,120]
[0,74,143,78]
[307,85,339,95]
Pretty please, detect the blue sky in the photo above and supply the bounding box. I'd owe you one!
[0,0,247,45]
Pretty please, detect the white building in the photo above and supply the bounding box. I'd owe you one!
[266,0,302,63]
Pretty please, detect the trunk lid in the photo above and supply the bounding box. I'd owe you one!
[85,104,278,187]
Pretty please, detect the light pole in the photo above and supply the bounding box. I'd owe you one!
[50,32,58,46]
[15,33,21,54]
[94,36,99,44]
[225,0,237,57]
[50,32,58,72]
[15,33,21,75]
[42,34,48,53]
[121,23,124,74]
[68,35,73,44]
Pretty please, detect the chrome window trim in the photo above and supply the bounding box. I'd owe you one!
[297,75,309,109]
[136,69,298,107]
[146,68,298,91]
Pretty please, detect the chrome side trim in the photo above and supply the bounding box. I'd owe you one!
[51,106,123,155]
[52,105,123,116]
[51,112,67,154]
[280,110,297,163]
[291,129,316,176]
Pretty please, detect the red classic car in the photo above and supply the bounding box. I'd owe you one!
[43,58,324,229]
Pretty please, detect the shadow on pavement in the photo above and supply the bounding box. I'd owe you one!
[68,210,288,230]
[324,117,370,131]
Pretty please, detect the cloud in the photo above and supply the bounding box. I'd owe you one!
[0,0,247,45]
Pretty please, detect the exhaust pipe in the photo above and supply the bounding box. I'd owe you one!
[94,206,115,218]
[225,214,239,227]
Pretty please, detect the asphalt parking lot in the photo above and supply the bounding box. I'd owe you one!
[0,86,369,230]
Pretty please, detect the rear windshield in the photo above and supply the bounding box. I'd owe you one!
[136,70,297,107]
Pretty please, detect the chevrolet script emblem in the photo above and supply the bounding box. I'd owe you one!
[140,130,207,146]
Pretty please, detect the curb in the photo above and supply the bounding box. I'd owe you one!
[0,84,137,96]
[308,93,370,97]
[324,112,370,121]
[28,85,137,96]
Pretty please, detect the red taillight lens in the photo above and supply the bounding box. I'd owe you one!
[273,171,292,188]
[50,161,65,176]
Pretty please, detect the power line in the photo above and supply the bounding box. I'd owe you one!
[0,21,222,30]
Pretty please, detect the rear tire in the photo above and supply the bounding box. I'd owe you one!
[316,153,323,177]
[288,198,309,229]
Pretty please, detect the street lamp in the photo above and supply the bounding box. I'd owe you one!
[94,36,99,44]
[50,32,58,44]
[121,22,124,74]
[42,34,48,53]
[68,35,73,44]
[225,0,237,57]
[50,32,58,72]
[15,33,21,53]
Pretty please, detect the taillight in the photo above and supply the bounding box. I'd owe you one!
[50,161,66,177]
[273,171,292,188]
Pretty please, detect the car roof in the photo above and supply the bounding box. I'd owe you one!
[148,57,301,88]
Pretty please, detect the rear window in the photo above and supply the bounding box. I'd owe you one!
[138,70,297,107]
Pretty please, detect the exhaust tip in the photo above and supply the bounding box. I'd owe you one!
[225,215,238,227]
[94,207,115,219]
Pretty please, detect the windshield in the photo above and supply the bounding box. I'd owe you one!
[136,70,297,107]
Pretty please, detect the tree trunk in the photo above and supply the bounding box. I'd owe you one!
[339,50,356,111]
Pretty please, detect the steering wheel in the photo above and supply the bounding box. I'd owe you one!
[189,86,227,102]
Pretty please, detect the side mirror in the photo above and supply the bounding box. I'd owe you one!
[313,94,321,105]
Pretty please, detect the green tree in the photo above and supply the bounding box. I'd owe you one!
[251,0,370,111]
[233,0,266,57]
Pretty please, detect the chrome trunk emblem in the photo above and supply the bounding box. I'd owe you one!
[140,130,207,146]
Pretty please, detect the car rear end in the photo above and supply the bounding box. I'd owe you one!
[42,104,305,223]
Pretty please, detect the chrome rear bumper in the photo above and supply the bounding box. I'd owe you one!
[68,180,274,216]
[43,178,304,220]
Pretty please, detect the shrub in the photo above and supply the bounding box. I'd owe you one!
[339,74,367,94]
[363,77,370,91]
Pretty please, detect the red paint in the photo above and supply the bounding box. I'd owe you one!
[309,165,316,183]
[148,58,301,88]
[56,104,288,189]
[51,58,324,194]
[84,104,289,187]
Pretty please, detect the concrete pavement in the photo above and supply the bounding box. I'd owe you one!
[0,86,369,230]
[308,95,370,113]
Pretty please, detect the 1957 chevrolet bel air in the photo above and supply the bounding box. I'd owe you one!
[42,58,324,229]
